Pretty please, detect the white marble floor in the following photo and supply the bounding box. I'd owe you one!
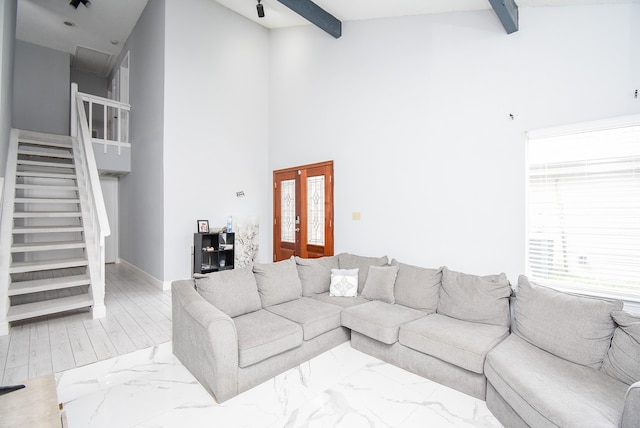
[55,342,502,428]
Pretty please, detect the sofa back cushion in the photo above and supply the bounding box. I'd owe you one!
[253,256,303,307]
[391,260,441,313]
[361,265,399,304]
[437,267,511,327]
[337,253,388,293]
[194,265,262,318]
[513,275,623,369]
[601,310,640,385]
[295,256,339,296]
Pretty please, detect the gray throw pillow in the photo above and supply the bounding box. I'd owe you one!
[194,265,262,318]
[437,267,512,327]
[253,256,303,307]
[337,253,389,293]
[601,310,640,385]
[513,275,623,369]
[295,256,339,296]
[361,265,399,304]
[391,259,441,313]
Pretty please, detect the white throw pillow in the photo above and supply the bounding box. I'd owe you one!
[329,268,358,297]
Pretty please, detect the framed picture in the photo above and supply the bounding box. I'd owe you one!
[197,220,209,233]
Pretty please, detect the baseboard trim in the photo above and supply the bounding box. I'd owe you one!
[116,258,171,291]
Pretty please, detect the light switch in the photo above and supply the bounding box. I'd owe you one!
[352,212,361,221]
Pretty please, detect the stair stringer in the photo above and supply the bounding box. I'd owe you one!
[71,136,106,319]
[0,130,19,335]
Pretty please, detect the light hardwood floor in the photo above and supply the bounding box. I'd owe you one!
[0,262,172,385]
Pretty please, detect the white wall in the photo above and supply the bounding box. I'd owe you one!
[70,69,108,98]
[12,40,70,135]
[269,4,640,283]
[117,0,166,281]
[163,0,270,281]
[100,177,118,264]
[0,0,16,177]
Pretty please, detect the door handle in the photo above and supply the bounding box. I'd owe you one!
[295,228,301,232]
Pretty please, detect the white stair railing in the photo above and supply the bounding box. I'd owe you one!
[0,130,19,335]
[70,83,111,319]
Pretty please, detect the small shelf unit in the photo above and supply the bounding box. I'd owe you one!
[193,232,235,274]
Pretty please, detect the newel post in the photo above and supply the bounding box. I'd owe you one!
[70,83,78,138]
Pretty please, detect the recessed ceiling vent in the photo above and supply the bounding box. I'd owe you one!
[72,45,112,76]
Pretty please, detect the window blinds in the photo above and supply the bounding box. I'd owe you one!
[526,116,640,300]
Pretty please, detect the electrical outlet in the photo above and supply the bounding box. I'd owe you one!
[352,212,361,221]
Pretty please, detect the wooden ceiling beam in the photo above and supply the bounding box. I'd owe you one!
[488,0,519,34]
[277,0,342,38]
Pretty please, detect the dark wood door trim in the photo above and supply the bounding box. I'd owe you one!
[273,160,334,261]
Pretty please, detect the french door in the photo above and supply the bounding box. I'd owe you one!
[273,161,334,261]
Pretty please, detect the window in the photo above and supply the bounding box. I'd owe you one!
[526,115,640,301]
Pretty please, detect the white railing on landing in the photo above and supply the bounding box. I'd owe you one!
[71,83,131,155]
[70,83,111,319]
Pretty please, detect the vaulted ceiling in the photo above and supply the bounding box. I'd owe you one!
[217,0,636,29]
[16,0,148,77]
[15,0,637,76]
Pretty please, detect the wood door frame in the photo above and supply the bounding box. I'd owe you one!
[273,160,334,261]
[273,169,299,261]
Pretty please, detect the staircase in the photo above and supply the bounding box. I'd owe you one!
[0,129,103,334]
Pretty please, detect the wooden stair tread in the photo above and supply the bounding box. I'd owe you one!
[18,133,73,148]
[18,139,73,150]
[19,130,73,142]
[10,257,89,273]
[15,183,79,191]
[14,211,82,218]
[15,171,76,179]
[7,294,92,322]
[17,160,75,168]
[13,225,84,234]
[18,149,74,159]
[8,274,91,296]
[14,197,80,204]
[11,240,86,252]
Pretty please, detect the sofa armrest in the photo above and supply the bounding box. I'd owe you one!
[172,279,239,403]
[622,381,640,428]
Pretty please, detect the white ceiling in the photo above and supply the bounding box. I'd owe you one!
[16,0,148,77]
[15,0,637,76]
[215,0,637,29]
[217,0,492,29]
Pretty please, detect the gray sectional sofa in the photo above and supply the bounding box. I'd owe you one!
[485,276,640,428]
[171,253,639,427]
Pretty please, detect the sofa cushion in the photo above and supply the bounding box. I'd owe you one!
[329,268,359,297]
[194,265,262,318]
[341,300,426,345]
[623,382,640,428]
[437,267,511,327]
[266,297,342,340]
[485,334,628,428]
[361,265,399,304]
[295,256,339,296]
[233,309,303,368]
[601,311,640,385]
[337,253,388,293]
[513,275,623,369]
[399,314,509,374]
[253,256,303,307]
[390,260,441,313]
[311,292,370,308]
